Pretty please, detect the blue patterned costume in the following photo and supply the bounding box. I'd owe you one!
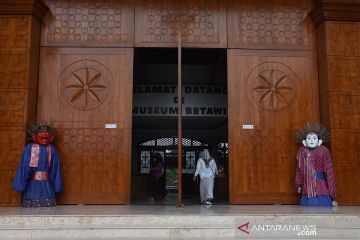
[12,143,63,207]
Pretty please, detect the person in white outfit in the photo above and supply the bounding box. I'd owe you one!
[193,149,218,205]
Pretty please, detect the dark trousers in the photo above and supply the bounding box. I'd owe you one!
[151,175,165,199]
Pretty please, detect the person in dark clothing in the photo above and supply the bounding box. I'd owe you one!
[150,152,165,201]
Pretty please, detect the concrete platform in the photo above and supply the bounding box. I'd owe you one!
[0,204,359,239]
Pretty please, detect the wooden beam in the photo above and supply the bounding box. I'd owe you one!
[310,0,360,27]
[0,0,49,22]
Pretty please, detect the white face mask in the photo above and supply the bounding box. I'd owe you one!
[302,132,322,148]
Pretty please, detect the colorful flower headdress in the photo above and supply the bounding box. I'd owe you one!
[295,122,330,143]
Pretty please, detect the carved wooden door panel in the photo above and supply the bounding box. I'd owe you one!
[38,48,133,204]
[135,0,227,48]
[228,49,319,204]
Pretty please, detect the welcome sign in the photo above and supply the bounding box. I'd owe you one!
[133,85,227,117]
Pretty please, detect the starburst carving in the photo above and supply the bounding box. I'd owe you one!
[64,67,107,110]
[252,69,293,111]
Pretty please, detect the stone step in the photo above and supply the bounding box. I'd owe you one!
[0,205,360,239]
[1,215,360,239]
[1,215,360,229]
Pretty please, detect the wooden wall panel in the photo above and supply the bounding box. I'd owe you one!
[41,0,134,47]
[0,17,30,52]
[38,47,133,204]
[228,49,319,204]
[0,15,41,206]
[227,0,315,50]
[135,0,226,48]
[316,21,360,205]
[326,23,360,56]
[0,54,27,89]
[0,128,25,206]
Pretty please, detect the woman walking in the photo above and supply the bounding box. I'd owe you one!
[193,149,217,205]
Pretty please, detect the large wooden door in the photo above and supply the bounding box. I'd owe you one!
[228,49,319,204]
[38,47,133,204]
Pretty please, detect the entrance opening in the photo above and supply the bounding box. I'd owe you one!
[131,48,228,204]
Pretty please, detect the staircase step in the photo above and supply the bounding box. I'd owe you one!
[0,205,359,239]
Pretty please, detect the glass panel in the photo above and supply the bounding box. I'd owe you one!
[217,142,229,158]
[140,151,151,174]
[184,151,196,174]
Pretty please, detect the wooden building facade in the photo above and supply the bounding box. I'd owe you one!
[0,0,359,205]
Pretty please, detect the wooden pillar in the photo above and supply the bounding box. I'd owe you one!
[177,32,182,207]
[0,0,48,206]
[311,0,360,205]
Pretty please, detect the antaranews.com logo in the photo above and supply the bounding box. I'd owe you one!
[237,221,317,237]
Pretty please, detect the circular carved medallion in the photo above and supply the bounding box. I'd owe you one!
[246,62,298,111]
[59,60,112,110]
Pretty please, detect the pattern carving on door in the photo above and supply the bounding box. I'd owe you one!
[38,47,133,204]
[228,49,319,204]
[135,0,227,48]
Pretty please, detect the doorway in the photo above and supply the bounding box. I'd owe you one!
[131,48,228,204]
